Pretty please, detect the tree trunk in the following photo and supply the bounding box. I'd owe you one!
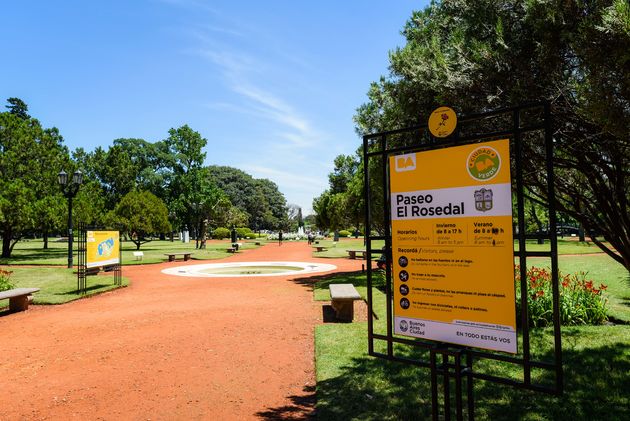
[199,221,207,249]
[2,226,12,258]
[43,230,49,249]
[528,204,545,245]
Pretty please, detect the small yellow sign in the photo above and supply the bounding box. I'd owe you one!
[428,106,457,138]
[86,231,120,268]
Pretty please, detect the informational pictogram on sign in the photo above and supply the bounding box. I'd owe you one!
[86,230,120,268]
[390,139,517,353]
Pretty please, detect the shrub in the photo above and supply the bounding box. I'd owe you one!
[244,232,257,239]
[212,227,230,240]
[0,269,15,291]
[236,227,252,238]
[515,266,608,327]
[338,230,351,237]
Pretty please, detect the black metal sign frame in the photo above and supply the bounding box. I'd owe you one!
[77,224,122,294]
[363,102,561,420]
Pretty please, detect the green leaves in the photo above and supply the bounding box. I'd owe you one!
[0,102,69,256]
[110,190,171,249]
[353,0,630,272]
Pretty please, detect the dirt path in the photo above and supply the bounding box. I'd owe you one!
[0,242,364,420]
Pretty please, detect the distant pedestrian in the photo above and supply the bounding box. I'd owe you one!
[307,232,313,245]
[278,230,283,246]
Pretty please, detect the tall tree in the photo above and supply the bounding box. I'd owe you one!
[328,154,360,194]
[255,178,287,228]
[0,100,69,257]
[355,0,630,272]
[313,152,365,233]
[164,125,208,236]
[109,190,171,250]
[5,97,30,120]
[207,166,288,230]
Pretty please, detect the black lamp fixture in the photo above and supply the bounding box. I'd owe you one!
[58,169,83,268]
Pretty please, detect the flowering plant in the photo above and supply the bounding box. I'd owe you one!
[267,232,324,241]
[515,266,608,327]
[0,269,15,292]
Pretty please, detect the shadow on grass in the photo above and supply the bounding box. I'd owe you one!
[473,341,630,420]
[0,248,67,262]
[268,336,629,420]
[255,385,317,420]
[291,270,386,292]
[60,283,116,295]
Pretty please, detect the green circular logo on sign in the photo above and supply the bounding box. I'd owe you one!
[467,146,501,181]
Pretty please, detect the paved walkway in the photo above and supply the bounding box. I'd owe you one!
[0,242,365,420]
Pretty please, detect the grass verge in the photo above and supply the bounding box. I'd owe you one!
[313,254,629,420]
[0,238,263,265]
[0,267,128,306]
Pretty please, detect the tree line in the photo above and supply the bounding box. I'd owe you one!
[0,98,297,255]
[314,0,630,273]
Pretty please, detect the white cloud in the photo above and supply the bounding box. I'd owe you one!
[243,165,326,190]
[168,4,338,211]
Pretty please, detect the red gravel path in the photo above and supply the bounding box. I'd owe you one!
[0,242,365,420]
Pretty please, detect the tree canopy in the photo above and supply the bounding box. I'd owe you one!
[348,0,630,271]
[110,190,171,250]
[0,98,294,257]
[0,106,68,257]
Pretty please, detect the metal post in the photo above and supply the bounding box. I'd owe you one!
[67,196,73,269]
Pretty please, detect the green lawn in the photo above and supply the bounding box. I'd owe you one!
[312,253,629,420]
[0,238,263,265]
[0,266,129,307]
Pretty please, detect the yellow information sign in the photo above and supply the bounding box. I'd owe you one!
[390,139,517,353]
[428,106,457,138]
[86,230,120,268]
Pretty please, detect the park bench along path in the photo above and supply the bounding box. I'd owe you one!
[0,241,364,420]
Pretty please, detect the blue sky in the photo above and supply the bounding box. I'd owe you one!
[1,0,428,214]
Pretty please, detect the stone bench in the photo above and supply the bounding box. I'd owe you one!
[313,246,328,252]
[164,252,193,262]
[133,251,144,261]
[226,247,237,253]
[0,288,40,312]
[347,250,367,260]
[329,284,362,322]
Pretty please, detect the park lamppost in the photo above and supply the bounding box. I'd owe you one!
[58,169,83,268]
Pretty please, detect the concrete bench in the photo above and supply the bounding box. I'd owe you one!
[164,252,193,262]
[313,246,328,252]
[226,247,237,253]
[329,284,362,322]
[347,250,367,260]
[0,288,40,312]
[133,251,144,261]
